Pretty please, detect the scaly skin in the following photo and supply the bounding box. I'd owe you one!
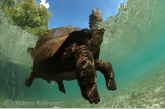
[74,45,100,104]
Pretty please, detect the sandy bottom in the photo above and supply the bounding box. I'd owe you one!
[0,64,165,108]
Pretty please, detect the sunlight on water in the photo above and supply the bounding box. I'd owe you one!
[0,0,165,108]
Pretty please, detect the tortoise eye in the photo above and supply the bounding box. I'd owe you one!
[93,9,96,13]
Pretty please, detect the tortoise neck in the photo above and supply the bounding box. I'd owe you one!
[87,29,105,53]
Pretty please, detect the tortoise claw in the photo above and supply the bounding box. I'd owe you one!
[59,87,66,94]
[106,79,116,91]
[24,71,37,87]
[56,81,66,94]
[81,84,100,104]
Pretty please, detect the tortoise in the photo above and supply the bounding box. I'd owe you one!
[25,8,116,104]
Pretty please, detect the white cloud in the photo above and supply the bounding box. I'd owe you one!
[40,0,50,9]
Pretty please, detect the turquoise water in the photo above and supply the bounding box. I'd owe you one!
[0,0,165,108]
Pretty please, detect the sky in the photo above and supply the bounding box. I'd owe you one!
[36,0,127,29]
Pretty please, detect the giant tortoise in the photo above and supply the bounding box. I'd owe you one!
[25,8,116,104]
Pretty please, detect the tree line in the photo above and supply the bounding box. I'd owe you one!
[1,0,52,36]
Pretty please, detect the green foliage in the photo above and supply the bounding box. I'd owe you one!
[1,0,52,36]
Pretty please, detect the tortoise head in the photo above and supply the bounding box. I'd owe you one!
[89,8,103,29]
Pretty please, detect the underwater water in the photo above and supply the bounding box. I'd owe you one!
[0,0,165,108]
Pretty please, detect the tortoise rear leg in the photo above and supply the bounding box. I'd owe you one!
[25,71,37,87]
[95,60,116,90]
[75,45,100,104]
[56,80,66,94]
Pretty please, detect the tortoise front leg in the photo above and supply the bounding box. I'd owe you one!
[75,45,100,104]
[95,60,116,91]
[25,71,38,87]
